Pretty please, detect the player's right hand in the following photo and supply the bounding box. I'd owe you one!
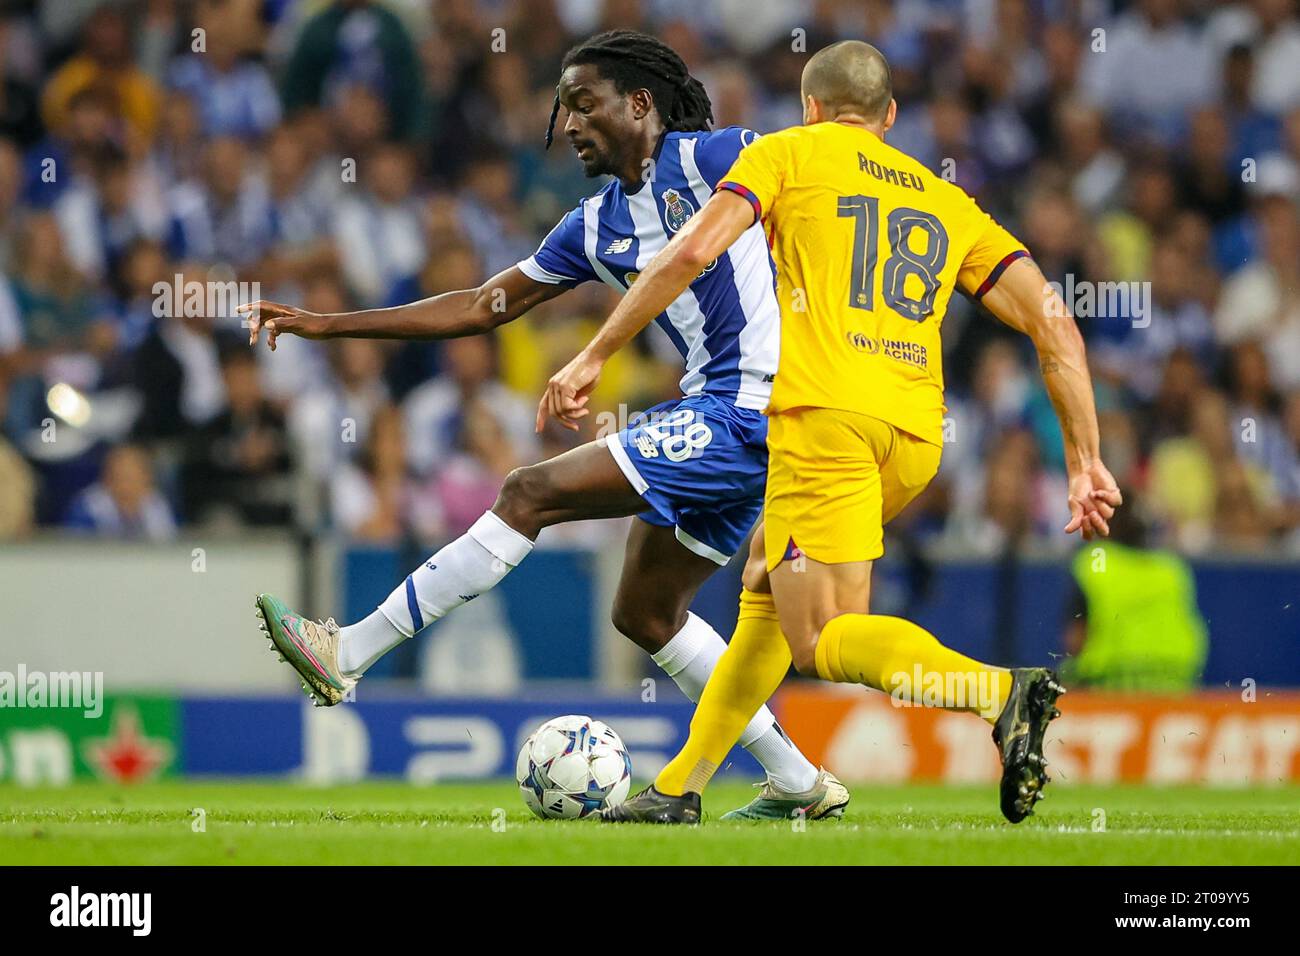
[537,350,602,433]
[1064,459,1123,540]
[238,300,325,351]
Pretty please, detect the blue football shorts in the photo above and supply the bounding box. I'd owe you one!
[602,393,767,565]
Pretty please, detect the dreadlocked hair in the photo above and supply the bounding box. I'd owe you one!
[545,30,714,148]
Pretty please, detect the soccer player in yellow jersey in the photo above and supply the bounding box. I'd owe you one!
[540,40,1123,824]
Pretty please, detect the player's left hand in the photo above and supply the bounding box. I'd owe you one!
[537,351,602,432]
[1064,459,1123,540]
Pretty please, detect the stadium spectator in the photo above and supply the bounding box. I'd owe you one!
[1078,0,1215,144]
[182,347,293,527]
[403,334,537,478]
[53,143,168,283]
[108,238,173,352]
[941,339,1035,498]
[332,140,424,305]
[1231,0,1300,115]
[151,92,205,186]
[1122,238,1217,400]
[261,124,338,285]
[1214,195,1300,388]
[167,136,274,268]
[41,6,163,152]
[1097,163,1180,284]
[454,151,537,276]
[1219,42,1281,162]
[1148,386,1276,552]
[4,213,118,432]
[166,0,281,141]
[129,265,226,441]
[287,329,390,481]
[1224,340,1299,523]
[1142,347,1206,458]
[1177,106,1247,224]
[435,396,521,537]
[382,240,480,400]
[1053,98,1126,215]
[281,0,423,140]
[0,16,41,149]
[63,443,177,541]
[329,402,442,542]
[945,427,1060,556]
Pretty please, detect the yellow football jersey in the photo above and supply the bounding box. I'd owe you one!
[718,121,1027,446]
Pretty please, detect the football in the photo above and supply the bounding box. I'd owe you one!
[516,715,632,819]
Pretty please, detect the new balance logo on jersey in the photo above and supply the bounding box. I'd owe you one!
[604,237,633,254]
[633,434,659,458]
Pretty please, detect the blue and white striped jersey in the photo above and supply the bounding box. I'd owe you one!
[517,127,780,410]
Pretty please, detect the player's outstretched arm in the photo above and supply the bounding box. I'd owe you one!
[240,266,566,351]
[977,256,1122,539]
[537,189,754,431]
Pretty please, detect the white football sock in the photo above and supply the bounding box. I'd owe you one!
[651,612,818,794]
[339,511,534,677]
[337,609,404,678]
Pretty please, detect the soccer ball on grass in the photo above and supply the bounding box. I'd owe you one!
[516,715,632,819]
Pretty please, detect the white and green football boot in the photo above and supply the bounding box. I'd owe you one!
[720,768,850,822]
[254,593,355,707]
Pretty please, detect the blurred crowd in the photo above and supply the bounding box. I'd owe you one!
[0,0,1298,559]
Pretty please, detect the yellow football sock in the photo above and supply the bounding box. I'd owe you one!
[656,589,792,796]
[815,614,1010,723]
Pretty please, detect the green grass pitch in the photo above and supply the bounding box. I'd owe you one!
[2,781,1297,865]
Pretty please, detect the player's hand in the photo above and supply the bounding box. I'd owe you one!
[238,300,326,351]
[1064,459,1123,540]
[537,351,602,432]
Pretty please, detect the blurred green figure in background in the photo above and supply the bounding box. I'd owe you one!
[1064,498,1208,692]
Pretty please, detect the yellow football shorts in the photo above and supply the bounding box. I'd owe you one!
[764,406,943,570]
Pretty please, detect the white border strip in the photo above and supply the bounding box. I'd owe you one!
[601,435,650,495]
[517,255,573,285]
[675,525,730,566]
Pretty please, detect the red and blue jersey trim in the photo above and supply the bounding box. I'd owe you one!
[716,180,762,224]
[973,249,1029,299]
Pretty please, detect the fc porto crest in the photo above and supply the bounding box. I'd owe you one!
[661,188,694,232]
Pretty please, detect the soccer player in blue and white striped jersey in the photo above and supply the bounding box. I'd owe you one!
[242,31,848,821]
